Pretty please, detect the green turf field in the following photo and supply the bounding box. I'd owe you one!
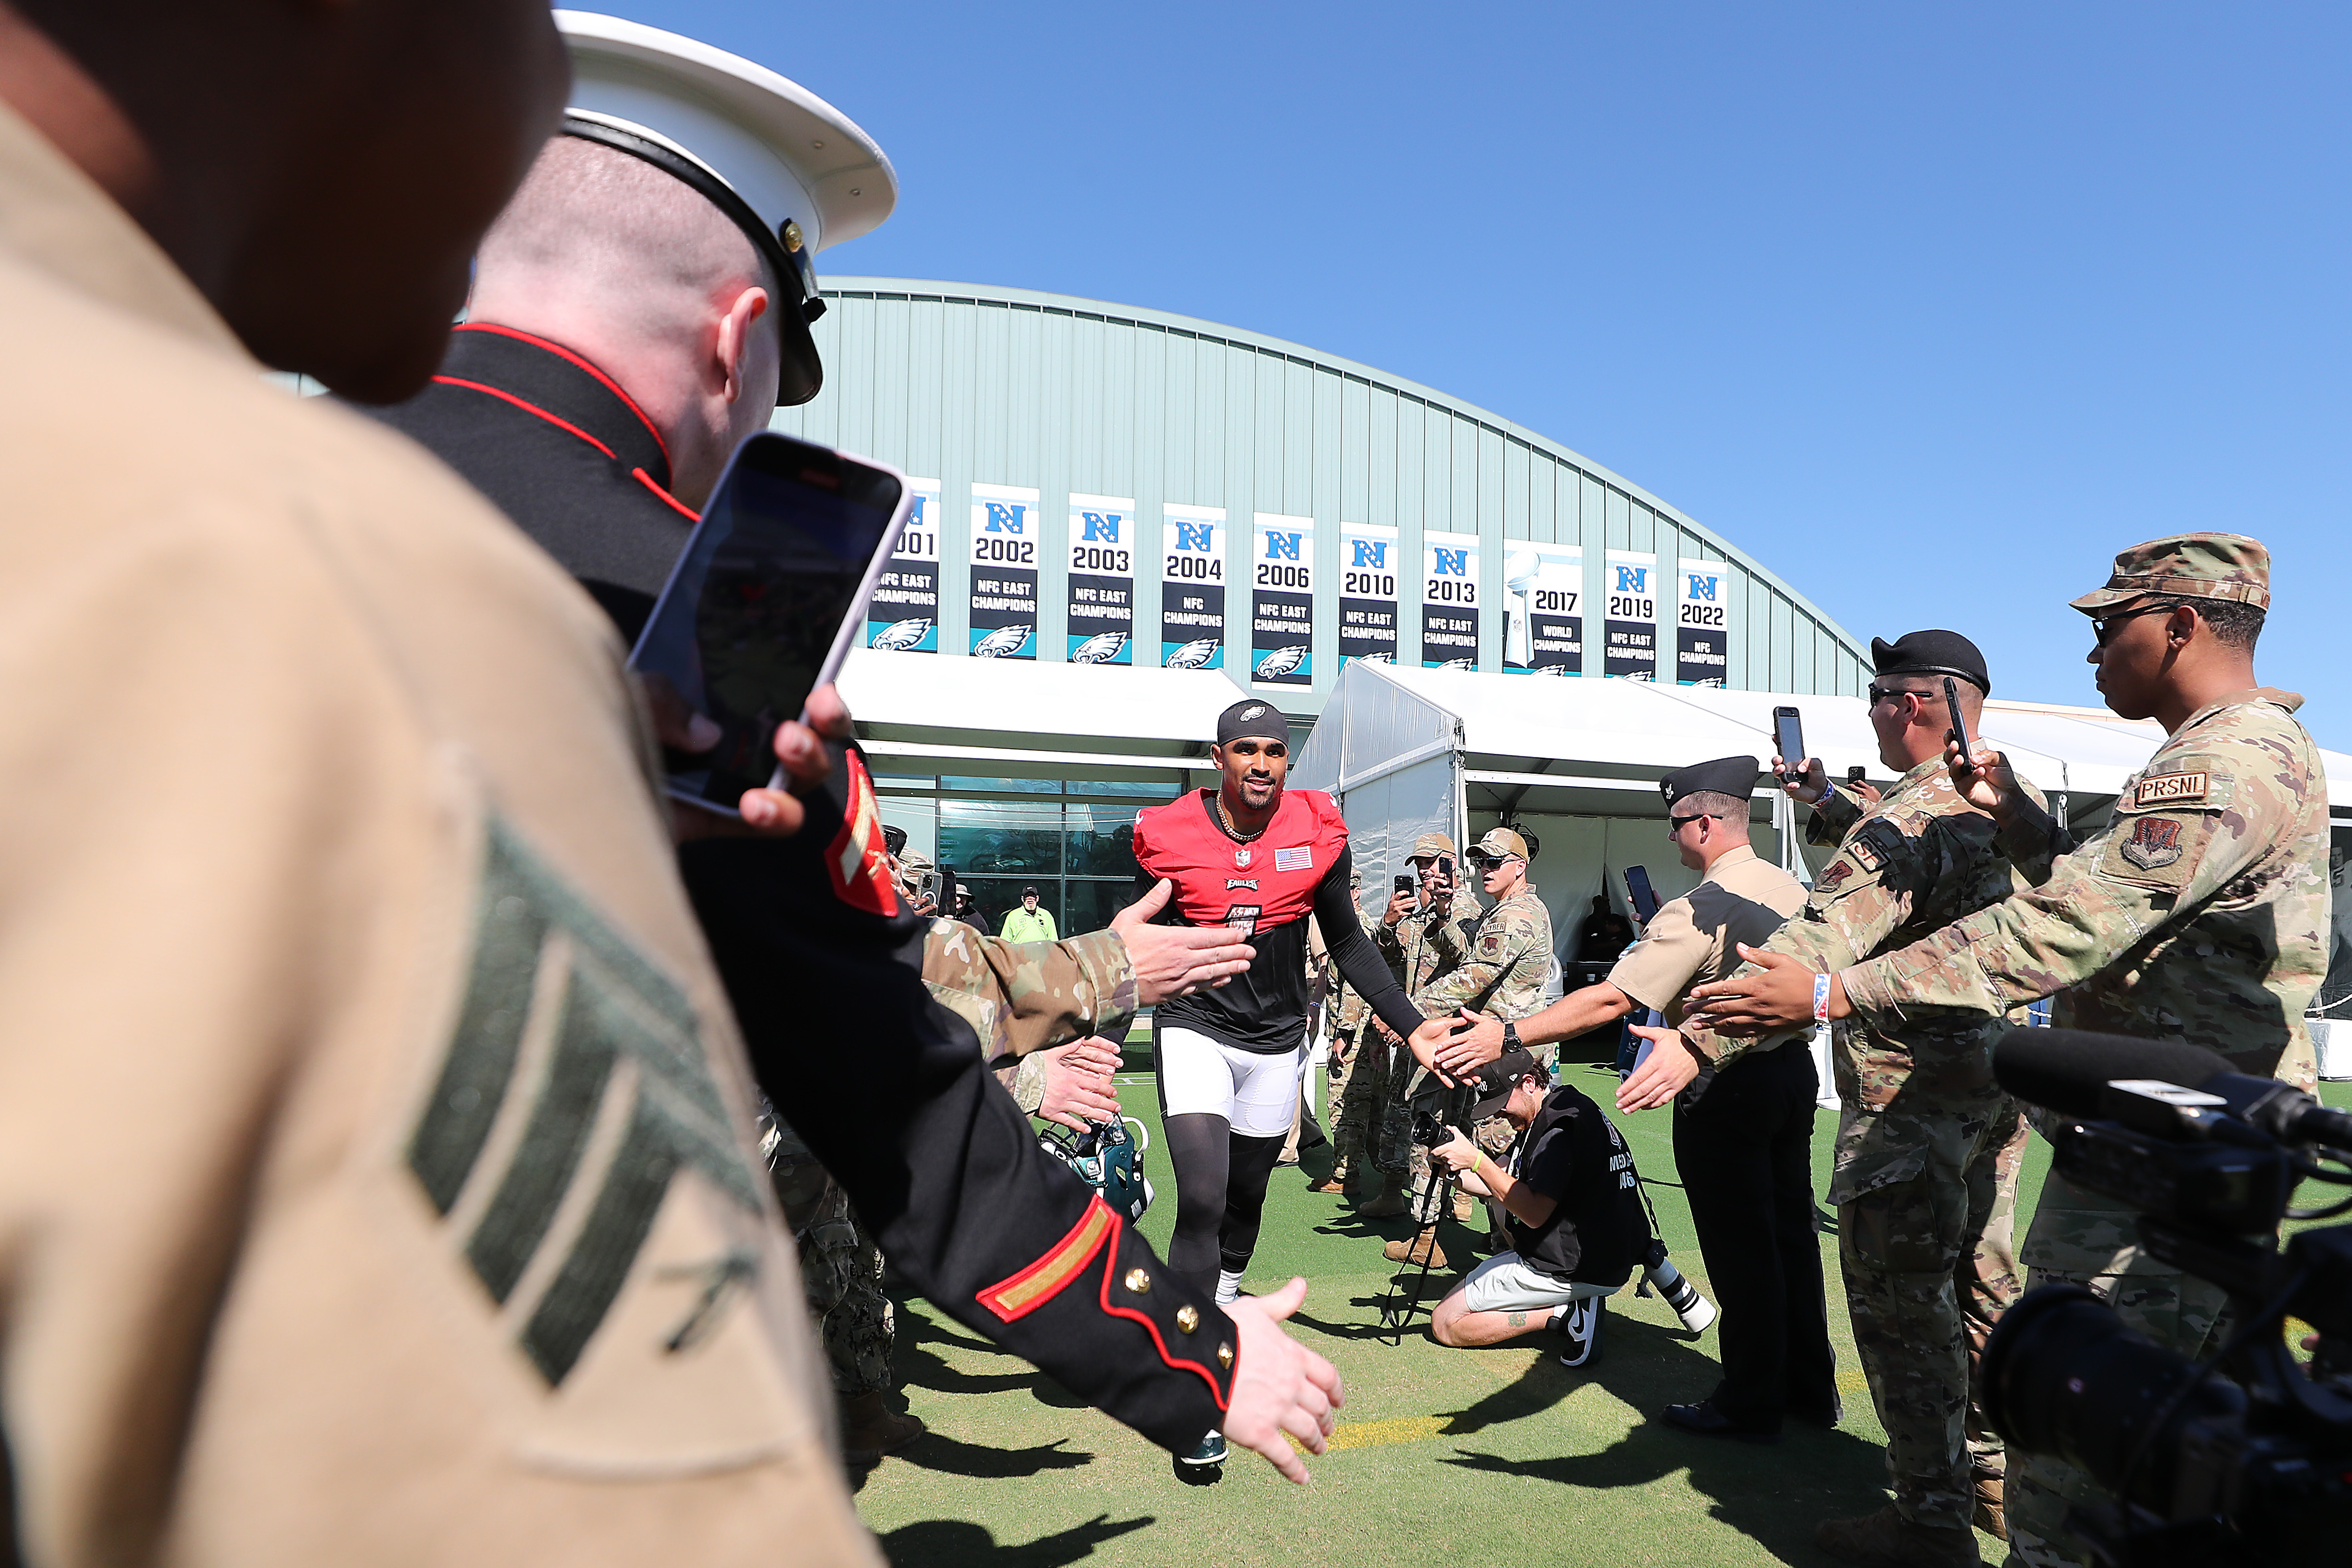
[853,1062,2352,1567]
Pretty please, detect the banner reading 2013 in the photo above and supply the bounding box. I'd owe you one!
[1159,503,1226,669]
[1249,513,1314,687]
[1338,521,1400,665]
[968,482,1040,658]
[1420,530,1480,668]
[1602,548,1658,679]
[1676,559,1731,686]
[1066,493,1136,664]
[865,477,941,652]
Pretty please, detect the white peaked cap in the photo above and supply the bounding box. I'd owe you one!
[556,11,897,256]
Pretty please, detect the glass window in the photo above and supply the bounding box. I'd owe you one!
[1064,777,1185,798]
[962,876,1057,937]
[1063,879,1137,935]
[1065,805,1142,878]
[939,799,1062,881]
[940,775,1057,795]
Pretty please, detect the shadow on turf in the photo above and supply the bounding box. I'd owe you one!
[880,1512,1154,1567]
[1435,1315,1889,1565]
[894,1433,1096,1480]
[898,1308,1084,1407]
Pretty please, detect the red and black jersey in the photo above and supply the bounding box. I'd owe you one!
[1133,788,1422,1054]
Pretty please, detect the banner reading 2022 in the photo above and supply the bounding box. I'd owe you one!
[865,477,941,652]
[1676,559,1731,685]
[1066,493,1136,664]
[1249,513,1314,687]
[1159,503,1225,669]
[1420,531,1480,668]
[968,482,1039,658]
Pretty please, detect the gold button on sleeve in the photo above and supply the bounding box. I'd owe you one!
[1123,1267,1151,1295]
[1175,1305,1200,1334]
[1217,1341,1234,1370]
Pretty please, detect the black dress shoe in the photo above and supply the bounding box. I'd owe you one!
[1660,1399,1780,1445]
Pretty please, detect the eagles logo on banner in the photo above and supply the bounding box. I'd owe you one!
[1602,548,1659,679]
[1420,530,1480,669]
[1249,513,1314,687]
[1675,559,1731,686]
[866,477,941,652]
[1066,493,1136,664]
[1160,502,1226,669]
[1503,543,1583,675]
[1338,521,1400,666]
[969,481,1040,658]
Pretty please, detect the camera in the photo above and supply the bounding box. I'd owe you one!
[1636,1238,1717,1334]
[1979,1027,2352,1565]
[1412,1105,1455,1150]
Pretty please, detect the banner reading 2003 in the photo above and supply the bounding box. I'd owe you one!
[1249,513,1314,687]
[1066,493,1136,664]
[1159,502,1226,669]
[968,482,1039,658]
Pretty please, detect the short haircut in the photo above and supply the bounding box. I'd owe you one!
[2197,600,2265,650]
[1674,790,1748,821]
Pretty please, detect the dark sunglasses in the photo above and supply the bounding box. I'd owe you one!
[1865,683,1946,708]
[2090,602,2180,647]
[1669,812,1718,833]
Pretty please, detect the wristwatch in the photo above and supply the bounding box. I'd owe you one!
[1501,1021,1520,1053]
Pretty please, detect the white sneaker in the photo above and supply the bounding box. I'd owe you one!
[1555,1297,1602,1368]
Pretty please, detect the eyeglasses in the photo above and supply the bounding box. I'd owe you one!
[1669,813,1718,833]
[1866,683,1944,708]
[2090,602,2180,647]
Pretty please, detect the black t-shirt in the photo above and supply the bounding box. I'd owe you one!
[1506,1083,1648,1285]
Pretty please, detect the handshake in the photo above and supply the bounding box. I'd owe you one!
[1403,1009,1516,1084]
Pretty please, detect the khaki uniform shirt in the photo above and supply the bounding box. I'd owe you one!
[1843,690,2328,1091]
[1414,888,1556,1024]
[1608,845,1808,1051]
[0,104,873,1566]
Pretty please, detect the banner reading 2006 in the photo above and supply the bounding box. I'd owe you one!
[1065,493,1136,664]
[1249,513,1314,687]
[968,482,1039,658]
[865,477,941,652]
[1159,503,1226,669]
[1676,559,1731,686]
[1421,530,1480,668]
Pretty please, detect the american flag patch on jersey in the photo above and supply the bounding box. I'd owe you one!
[1275,846,1312,872]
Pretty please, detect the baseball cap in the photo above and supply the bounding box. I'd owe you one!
[2069,533,2272,616]
[1467,1048,1545,1121]
[1408,831,1458,862]
[1467,827,1528,865]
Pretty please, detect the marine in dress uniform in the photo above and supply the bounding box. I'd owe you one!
[370,16,1267,1474]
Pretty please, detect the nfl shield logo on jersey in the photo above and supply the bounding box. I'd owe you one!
[1234,848,1252,869]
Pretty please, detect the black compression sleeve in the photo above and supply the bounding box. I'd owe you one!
[1318,847,1425,1041]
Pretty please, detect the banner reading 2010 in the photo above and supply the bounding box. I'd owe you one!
[1159,502,1226,670]
[1338,521,1401,665]
[1249,513,1314,687]
[968,482,1040,658]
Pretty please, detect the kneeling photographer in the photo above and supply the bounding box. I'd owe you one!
[1425,1050,1651,1366]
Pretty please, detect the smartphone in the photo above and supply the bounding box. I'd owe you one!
[629,432,912,815]
[1623,865,1661,925]
[1847,766,1867,785]
[1395,874,1416,893]
[1772,705,1806,784]
[1943,676,1974,767]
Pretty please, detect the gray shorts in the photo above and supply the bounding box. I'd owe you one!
[1460,1251,1617,1315]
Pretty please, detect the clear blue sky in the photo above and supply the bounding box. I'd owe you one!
[616,1,2349,750]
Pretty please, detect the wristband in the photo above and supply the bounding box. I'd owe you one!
[1812,972,1833,1025]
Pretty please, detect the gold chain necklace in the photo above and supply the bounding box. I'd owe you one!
[1214,791,1269,842]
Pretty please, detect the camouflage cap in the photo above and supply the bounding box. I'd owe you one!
[1408,831,1458,860]
[1469,827,1529,863]
[2070,533,2271,616]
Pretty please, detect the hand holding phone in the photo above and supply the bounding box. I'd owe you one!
[1772,706,1807,785]
[1623,865,1660,925]
[1943,677,1974,773]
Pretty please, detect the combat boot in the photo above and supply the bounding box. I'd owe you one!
[1813,1504,1979,1568]
[1381,1226,1446,1269]
[1971,1476,2006,1540]
[839,1390,927,1469]
[1306,1162,1349,1194]
[1354,1172,1409,1218]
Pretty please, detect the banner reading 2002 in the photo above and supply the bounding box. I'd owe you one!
[1159,503,1226,669]
[968,482,1039,658]
[1249,513,1314,687]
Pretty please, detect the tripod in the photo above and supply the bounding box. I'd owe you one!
[1376,1083,1475,1342]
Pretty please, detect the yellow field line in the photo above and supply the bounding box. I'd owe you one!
[1304,1369,1878,1456]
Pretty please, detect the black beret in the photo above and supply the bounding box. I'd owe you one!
[1659,755,1761,810]
[1870,630,1990,696]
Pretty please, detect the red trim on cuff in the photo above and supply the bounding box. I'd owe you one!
[977,1195,1115,1321]
[1096,1224,1231,1412]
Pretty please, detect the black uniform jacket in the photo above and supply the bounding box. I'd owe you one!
[368,327,1236,1452]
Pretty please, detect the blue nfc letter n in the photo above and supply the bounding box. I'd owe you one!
[1177,522,1213,553]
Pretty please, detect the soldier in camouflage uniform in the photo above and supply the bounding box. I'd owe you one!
[1356,832,1479,1218]
[1692,537,2326,1568]
[1309,868,1386,1195]
[1649,633,2065,1565]
[1386,828,1553,1268]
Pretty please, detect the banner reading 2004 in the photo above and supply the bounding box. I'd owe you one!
[1249,513,1314,686]
[968,482,1039,658]
[1159,503,1226,670]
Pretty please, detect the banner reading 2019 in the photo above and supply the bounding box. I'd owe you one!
[1066,493,1136,664]
[1159,503,1225,669]
[1676,559,1731,685]
[968,482,1040,658]
[865,477,941,652]
[1249,514,1314,687]
[1602,549,1658,679]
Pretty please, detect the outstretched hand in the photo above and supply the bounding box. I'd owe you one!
[1616,1026,1701,1111]
[1685,944,1848,1035]
[1433,1008,1506,1076]
[1221,1277,1344,1483]
[1112,880,1258,1005]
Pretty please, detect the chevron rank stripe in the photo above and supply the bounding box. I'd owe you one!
[976,1195,1116,1322]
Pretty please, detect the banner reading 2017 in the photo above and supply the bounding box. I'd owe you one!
[1503,543,1582,674]
[1159,503,1226,669]
[1676,559,1731,685]
[1066,493,1136,664]
[1421,531,1480,668]
[1249,514,1315,687]
[865,477,941,652]
[968,482,1040,658]
[1602,549,1658,679]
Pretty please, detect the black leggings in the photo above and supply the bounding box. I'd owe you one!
[1160,1114,1288,1297]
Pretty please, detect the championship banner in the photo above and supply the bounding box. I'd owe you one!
[1675,559,1731,686]
[1065,493,1136,664]
[1159,502,1226,669]
[968,482,1040,658]
[1337,521,1400,665]
[1420,530,1480,669]
[865,476,941,652]
[1503,543,1582,675]
[1602,548,1659,679]
[1249,513,1315,687]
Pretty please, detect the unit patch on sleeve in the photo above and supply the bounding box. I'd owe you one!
[2119,814,2186,871]
[407,815,768,1387]
[2133,770,2210,809]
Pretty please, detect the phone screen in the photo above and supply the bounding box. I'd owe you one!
[1772,705,1806,780]
[630,433,906,812]
[1623,865,1660,924]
